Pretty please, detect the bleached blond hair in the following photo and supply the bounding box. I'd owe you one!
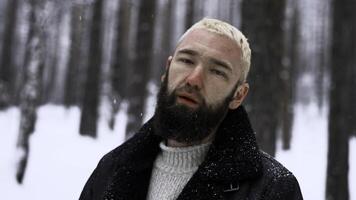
[177,18,251,83]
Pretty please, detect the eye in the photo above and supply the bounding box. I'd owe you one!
[178,58,194,65]
[210,68,227,79]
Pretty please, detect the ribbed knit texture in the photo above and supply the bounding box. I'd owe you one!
[146,141,211,200]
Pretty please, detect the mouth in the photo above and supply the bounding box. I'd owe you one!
[176,94,199,108]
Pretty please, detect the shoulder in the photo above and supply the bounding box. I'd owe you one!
[78,146,122,200]
[259,151,295,180]
[87,144,128,182]
[88,123,161,176]
[257,151,303,200]
[96,127,158,169]
[80,121,160,200]
[95,144,124,172]
[79,138,141,200]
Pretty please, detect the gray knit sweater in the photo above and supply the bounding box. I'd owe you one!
[146,141,211,200]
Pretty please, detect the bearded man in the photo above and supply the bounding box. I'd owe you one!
[79,18,303,200]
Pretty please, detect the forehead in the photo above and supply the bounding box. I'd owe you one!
[175,29,241,62]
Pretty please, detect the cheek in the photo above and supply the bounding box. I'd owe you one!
[204,83,232,106]
[167,65,188,92]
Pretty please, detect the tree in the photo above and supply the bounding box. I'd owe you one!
[64,4,85,107]
[280,0,300,150]
[150,0,173,85]
[41,2,64,104]
[326,0,356,199]
[16,0,45,184]
[0,0,19,108]
[125,0,156,139]
[315,1,330,110]
[79,0,104,138]
[109,0,131,130]
[185,0,195,30]
[241,0,287,156]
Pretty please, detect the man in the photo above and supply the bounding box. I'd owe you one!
[79,18,303,200]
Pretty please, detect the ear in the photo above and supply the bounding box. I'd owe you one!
[161,56,173,82]
[228,83,249,109]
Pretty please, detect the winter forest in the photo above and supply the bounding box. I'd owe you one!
[0,0,355,199]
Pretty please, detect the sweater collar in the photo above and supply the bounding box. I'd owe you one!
[155,141,211,173]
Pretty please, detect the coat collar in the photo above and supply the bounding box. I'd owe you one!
[177,105,262,199]
[103,105,262,199]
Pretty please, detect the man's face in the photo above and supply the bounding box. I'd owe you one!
[153,29,247,145]
[166,28,245,110]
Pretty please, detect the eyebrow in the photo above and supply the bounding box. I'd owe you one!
[176,48,199,56]
[176,48,233,72]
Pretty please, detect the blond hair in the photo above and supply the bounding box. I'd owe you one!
[178,18,251,82]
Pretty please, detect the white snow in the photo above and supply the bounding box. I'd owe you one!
[276,103,328,200]
[0,102,355,199]
[0,105,126,199]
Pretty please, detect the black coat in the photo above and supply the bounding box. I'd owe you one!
[79,106,303,200]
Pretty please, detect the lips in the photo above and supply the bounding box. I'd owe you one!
[176,93,200,107]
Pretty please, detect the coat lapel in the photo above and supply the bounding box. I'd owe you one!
[177,106,262,199]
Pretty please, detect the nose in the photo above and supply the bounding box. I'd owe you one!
[185,66,204,90]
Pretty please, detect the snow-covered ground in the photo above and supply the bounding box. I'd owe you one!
[0,105,126,200]
[0,103,355,200]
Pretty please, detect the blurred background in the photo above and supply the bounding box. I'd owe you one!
[0,0,355,199]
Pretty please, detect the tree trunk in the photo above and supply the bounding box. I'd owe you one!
[41,3,62,104]
[151,0,173,84]
[185,0,195,30]
[0,0,19,108]
[79,0,104,138]
[281,0,299,150]
[64,5,85,107]
[16,0,45,184]
[326,0,355,199]
[314,0,331,110]
[352,49,356,137]
[241,0,287,156]
[125,0,156,139]
[109,0,131,130]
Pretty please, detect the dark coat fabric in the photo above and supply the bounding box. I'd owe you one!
[79,106,303,200]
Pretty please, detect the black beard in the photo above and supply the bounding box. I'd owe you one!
[153,72,237,145]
